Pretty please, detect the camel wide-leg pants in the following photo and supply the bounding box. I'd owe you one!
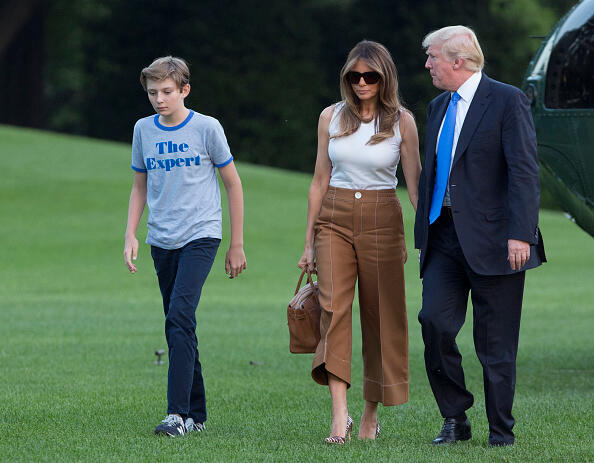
[311,187,409,406]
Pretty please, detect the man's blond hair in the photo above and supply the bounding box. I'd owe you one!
[423,26,484,72]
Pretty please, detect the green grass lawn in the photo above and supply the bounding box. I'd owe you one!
[0,124,592,462]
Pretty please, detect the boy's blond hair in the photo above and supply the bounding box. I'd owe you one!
[140,56,190,91]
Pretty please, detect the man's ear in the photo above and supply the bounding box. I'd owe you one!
[452,58,463,70]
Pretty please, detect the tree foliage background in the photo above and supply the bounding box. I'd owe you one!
[5,0,578,173]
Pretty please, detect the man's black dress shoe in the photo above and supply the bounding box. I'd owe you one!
[432,418,472,445]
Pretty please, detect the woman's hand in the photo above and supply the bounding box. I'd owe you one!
[298,244,316,273]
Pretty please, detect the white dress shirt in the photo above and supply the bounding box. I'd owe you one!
[437,71,482,205]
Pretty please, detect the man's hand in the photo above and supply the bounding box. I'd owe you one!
[225,245,247,279]
[124,235,139,274]
[508,239,530,271]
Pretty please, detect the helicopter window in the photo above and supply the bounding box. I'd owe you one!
[545,18,594,109]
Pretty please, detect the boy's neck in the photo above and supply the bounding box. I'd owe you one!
[158,107,190,127]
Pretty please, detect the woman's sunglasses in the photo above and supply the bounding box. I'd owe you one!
[347,71,381,85]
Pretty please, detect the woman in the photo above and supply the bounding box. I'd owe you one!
[298,40,421,443]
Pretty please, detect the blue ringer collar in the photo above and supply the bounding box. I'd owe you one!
[153,110,194,131]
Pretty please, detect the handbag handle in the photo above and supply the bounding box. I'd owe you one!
[294,268,319,303]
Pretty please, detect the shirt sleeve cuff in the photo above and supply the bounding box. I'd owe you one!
[215,156,233,168]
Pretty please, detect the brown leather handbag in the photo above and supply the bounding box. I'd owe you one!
[287,269,321,354]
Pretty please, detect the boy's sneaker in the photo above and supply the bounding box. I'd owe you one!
[185,417,206,433]
[155,414,186,436]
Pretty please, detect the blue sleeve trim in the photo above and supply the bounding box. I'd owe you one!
[153,110,194,131]
[215,156,234,168]
[131,164,147,173]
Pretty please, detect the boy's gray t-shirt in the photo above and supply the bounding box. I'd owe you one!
[131,110,233,249]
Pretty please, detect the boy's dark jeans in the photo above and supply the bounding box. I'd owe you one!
[151,237,220,423]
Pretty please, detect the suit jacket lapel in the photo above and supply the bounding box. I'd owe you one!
[425,92,450,188]
[451,74,491,168]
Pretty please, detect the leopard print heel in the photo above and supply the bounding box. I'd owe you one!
[324,415,354,445]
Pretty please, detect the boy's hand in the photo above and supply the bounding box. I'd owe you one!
[124,235,139,274]
[225,245,246,279]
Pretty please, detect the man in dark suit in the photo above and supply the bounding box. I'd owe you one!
[414,26,546,447]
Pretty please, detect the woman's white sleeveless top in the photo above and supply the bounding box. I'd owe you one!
[328,102,402,190]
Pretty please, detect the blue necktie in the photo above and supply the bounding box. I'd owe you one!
[429,92,461,224]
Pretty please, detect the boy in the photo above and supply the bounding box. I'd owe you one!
[123,56,246,436]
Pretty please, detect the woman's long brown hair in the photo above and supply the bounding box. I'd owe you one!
[334,40,405,145]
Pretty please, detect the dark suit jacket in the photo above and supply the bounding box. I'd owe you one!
[414,74,546,277]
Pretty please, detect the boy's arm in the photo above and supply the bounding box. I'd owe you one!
[124,172,147,274]
[218,161,246,279]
